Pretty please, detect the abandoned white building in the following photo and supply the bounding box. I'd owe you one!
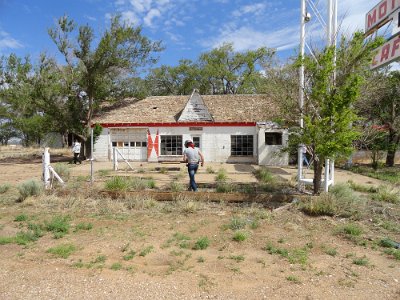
[92,91,289,165]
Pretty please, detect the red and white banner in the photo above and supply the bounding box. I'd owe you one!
[371,34,400,69]
[366,0,400,34]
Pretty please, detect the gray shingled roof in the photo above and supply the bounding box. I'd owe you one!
[93,94,280,124]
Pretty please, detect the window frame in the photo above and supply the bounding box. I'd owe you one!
[160,135,183,156]
[230,135,254,157]
[265,132,283,146]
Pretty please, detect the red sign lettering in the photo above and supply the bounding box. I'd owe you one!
[371,35,400,69]
[366,0,400,34]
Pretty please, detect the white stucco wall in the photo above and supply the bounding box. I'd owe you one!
[93,128,110,161]
[137,126,259,163]
[257,126,289,166]
[95,125,289,166]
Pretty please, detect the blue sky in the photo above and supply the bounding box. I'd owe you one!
[0,0,381,68]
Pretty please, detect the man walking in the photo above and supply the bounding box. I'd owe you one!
[72,140,82,164]
[183,139,204,191]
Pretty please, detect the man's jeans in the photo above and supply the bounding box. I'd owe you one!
[187,163,199,191]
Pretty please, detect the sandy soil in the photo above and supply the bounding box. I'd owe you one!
[0,153,399,299]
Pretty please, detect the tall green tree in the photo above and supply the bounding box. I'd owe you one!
[358,70,400,167]
[295,32,383,193]
[0,54,49,146]
[48,15,163,151]
[146,59,204,95]
[199,43,274,94]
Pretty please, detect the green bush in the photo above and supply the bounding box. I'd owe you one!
[17,180,43,202]
[0,183,11,194]
[53,163,70,181]
[47,243,77,258]
[130,177,148,190]
[226,217,247,230]
[105,176,131,192]
[14,214,28,222]
[193,237,210,250]
[215,168,228,182]
[74,222,93,232]
[232,231,248,242]
[372,185,399,204]
[146,178,156,189]
[336,223,363,236]
[216,182,234,193]
[169,181,183,192]
[254,168,275,183]
[300,183,363,218]
[45,215,71,238]
[206,166,215,174]
[299,194,336,216]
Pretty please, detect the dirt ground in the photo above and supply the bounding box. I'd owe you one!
[0,151,399,299]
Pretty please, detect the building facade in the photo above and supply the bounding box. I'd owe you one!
[93,91,289,166]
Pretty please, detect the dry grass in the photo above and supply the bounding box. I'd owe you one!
[0,146,70,160]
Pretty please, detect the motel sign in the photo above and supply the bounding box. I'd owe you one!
[367,0,400,69]
[366,0,400,34]
[371,34,400,68]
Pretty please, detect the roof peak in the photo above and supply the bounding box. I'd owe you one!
[177,90,214,122]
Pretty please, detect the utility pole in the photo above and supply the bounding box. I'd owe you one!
[298,0,307,190]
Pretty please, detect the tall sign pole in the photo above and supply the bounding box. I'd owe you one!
[298,0,337,192]
[298,0,306,190]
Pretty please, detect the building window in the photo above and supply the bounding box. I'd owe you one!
[160,135,183,155]
[192,136,200,148]
[231,135,254,156]
[265,132,282,145]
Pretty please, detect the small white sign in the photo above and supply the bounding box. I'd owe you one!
[371,35,400,69]
[366,0,400,34]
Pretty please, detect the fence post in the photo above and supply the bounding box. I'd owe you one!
[324,159,330,192]
[113,147,118,171]
[43,148,50,189]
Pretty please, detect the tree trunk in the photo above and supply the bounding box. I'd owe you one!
[313,159,323,194]
[385,130,399,167]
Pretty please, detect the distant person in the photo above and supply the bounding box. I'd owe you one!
[72,140,82,164]
[183,139,204,192]
[301,144,310,167]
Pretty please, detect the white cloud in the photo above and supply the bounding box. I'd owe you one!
[166,31,183,43]
[84,15,97,21]
[338,0,375,33]
[144,8,161,27]
[121,10,140,26]
[201,25,300,52]
[129,0,152,13]
[113,0,175,28]
[0,31,23,50]
[232,3,266,17]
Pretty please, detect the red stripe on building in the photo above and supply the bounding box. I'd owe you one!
[96,122,256,128]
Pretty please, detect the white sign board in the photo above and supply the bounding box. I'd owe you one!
[366,0,400,34]
[371,35,400,69]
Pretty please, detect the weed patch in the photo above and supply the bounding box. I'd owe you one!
[17,180,43,202]
[105,176,130,192]
[300,183,364,218]
[0,183,11,194]
[193,237,210,250]
[74,222,93,232]
[45,215,71,238]
[352,256,369,266]
[263,241,309,265]
[139,245,154,257]
[372,186,400,204]
[232,231,248,242]
[47,243,77,258]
